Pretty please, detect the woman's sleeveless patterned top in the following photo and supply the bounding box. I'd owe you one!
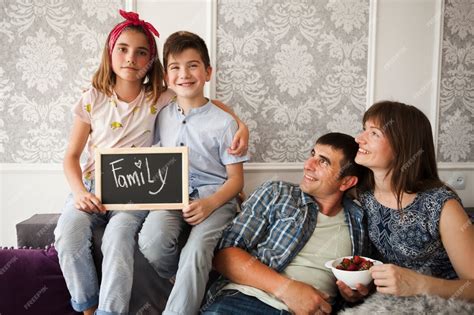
[360,187,461,279]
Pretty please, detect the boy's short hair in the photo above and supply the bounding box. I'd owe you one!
[163,31,211,70]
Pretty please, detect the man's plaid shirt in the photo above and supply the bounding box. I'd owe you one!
[203,180,370,309]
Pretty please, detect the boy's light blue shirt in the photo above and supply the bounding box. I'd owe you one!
[154,99,249,199]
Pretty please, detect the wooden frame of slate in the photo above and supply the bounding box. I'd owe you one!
[95,147,189,210]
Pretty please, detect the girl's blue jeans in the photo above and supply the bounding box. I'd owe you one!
[54,179,148,315]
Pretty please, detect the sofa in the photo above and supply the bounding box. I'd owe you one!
[2,209,474,315]
[1,213,178,315]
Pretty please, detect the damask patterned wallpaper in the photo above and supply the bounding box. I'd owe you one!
[0,0,122,163]
[438,0,474,162]
[215,0,369,162]
[1,1,471,164]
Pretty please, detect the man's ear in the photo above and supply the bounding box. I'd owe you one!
[339,175,358,192]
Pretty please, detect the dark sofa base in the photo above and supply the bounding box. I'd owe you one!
[15,213,174,314]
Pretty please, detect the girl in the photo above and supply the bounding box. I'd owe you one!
[54,10,248,315]
[339,101,474,302]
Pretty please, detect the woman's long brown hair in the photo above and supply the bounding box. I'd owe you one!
[360,101,446,210]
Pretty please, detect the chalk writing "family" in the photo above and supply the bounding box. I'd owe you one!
[109,158,168,195]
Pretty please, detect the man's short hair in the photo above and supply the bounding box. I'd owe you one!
[163,31,210,70]
[316,132,365,180]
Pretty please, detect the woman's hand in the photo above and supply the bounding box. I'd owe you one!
[370,263,424,296]
[73,190,106,214]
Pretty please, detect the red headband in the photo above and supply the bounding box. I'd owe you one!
[108,10,160,61]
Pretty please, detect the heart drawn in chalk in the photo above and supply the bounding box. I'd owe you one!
[134,160,142,169]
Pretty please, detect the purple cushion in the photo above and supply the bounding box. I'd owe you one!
[0,246,79,315]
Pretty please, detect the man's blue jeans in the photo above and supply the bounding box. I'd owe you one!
[201,290,292,315]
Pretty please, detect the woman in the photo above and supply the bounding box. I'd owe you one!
[339,101,474,302]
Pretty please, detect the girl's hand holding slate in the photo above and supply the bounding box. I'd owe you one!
[182,198,214,225]
[74,190,106,214]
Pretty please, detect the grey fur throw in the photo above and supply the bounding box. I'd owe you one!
[340,293,474,314]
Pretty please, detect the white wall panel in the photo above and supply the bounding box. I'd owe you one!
[373,0,442,127]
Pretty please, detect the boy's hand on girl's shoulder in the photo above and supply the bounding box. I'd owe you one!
[182,198,214,225]
[73,191,106,214]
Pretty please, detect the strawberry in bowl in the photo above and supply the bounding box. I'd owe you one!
[325,256,382,289]
[336,256,374,271]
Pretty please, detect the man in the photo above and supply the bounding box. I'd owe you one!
[201,133,371,315]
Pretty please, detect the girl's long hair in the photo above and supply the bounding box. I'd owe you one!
[359,101,447,209]
[92,25,167,105]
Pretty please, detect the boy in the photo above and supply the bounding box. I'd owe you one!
[138,31,249,315]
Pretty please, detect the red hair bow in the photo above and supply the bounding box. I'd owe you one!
[108,9,160,60]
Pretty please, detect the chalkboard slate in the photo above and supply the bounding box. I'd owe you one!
[95,147,189,210]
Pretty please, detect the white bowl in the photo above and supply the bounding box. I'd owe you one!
[325,256,382,289]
